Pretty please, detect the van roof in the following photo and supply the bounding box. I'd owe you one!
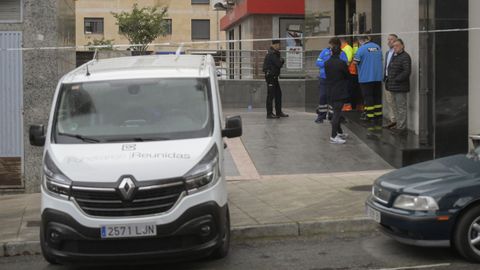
[62,54,214,83]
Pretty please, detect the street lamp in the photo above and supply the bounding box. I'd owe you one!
[213,2,228,50]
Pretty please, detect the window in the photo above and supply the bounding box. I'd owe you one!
[54,78,213,144]
[0,0,22,22]
[191,0,209,4]
[165,19,172,35]
[191,20,210,40]
[84,18,104,34]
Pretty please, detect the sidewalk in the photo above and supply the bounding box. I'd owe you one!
[0,170,390,257]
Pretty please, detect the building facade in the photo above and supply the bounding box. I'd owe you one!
[76,0,226,52]
[0,0,76,192]
[304,0,478,166]
[220,0,304,79]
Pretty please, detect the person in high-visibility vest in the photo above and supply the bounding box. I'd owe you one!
[349,39,363,112]
[339,37,354,112]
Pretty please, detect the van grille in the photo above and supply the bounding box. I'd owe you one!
[71,180,186,217]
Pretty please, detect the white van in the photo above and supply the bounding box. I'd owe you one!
[29,54,242,264]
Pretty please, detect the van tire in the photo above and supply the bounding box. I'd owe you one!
[453,206,480,262]
[210,206,230,260]
[40,224,60,265]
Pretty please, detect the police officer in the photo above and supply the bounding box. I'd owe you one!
[263,39,288,119]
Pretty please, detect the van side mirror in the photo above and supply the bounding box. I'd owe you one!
[222,116,242,138]
[29,125,46,146]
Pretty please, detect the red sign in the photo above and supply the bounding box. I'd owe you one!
[220,0,304,31]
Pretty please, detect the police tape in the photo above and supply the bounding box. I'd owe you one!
[1,27,480,52]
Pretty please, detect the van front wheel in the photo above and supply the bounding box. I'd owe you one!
[210,206,230,260]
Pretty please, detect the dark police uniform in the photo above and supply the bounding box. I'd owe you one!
[263,46,285,117]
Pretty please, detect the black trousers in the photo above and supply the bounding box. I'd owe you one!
[266,78,282,115]
[360,81,382,120]
[331,101,345,138]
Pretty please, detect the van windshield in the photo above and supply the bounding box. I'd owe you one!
[53,78,213,144]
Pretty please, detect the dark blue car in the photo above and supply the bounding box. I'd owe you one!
[365,137,480,262]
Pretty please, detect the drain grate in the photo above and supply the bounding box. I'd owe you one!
[348,185,372,192]
[26,220,41,227]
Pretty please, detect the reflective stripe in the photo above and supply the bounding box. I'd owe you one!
[365,106,375,111]
[374,112,383,116]
[374,105,383,109]
[367,114,376,118]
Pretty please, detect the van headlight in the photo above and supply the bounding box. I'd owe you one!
[184,144,220,195]
[393,195,439,211]
[43,152,72,199]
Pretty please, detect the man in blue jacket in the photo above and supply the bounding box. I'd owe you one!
[353,35,383,126]
[315,38,348,123]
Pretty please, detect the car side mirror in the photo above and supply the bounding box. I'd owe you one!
[29,125,46,146]
[222,115,242,138]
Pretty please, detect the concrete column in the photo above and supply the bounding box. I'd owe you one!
[381,0,419,134]
[22,0,76,192]
[469,0,480,146]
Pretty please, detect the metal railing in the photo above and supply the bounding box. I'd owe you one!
[186,49,322,80]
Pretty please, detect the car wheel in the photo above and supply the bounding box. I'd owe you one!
[210,206,230,260]
[454,206,480,262]
[40,224,60,265]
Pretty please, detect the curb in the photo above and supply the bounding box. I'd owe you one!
[0,218,376,257]
[2,241,41,257]
[232,217,377,240]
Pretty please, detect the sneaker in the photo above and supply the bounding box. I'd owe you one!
[314,118,324,124]
[330,135,346,144]
[360,112,367,121]
[338,133,349,139]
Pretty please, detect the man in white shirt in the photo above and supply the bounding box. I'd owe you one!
[383,34,399,129]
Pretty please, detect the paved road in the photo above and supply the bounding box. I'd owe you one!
[1,232,477,270]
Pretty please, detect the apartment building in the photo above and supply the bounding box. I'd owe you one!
[76,0,226,51]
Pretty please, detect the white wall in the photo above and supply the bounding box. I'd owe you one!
[381,0,419,133]
[470,0,480,145]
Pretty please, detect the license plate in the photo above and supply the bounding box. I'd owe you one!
[101,223,157,239]
[366,206,381,223]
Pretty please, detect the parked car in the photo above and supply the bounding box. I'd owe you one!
[366,136,480,262]
[29,54,242,265]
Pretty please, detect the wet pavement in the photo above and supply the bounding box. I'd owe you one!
[224,108,392,177]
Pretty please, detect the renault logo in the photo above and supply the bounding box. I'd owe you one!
[118,176,136,201]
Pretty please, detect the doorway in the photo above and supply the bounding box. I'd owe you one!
[0,31,23,188]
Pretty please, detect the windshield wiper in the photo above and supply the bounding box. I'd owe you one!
[106,137,171,143]
[58,132,101,143]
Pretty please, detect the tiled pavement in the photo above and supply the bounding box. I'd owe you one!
[0,109,393,256]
